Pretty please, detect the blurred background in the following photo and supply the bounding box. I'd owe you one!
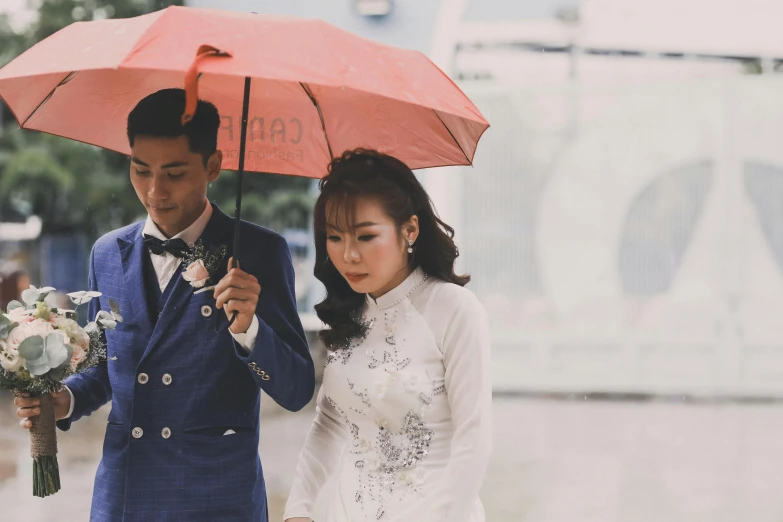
[3,0,783,520]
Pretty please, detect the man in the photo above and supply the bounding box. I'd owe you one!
[15,88,315,521]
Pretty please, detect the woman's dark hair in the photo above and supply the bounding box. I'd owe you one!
[313,148,469,350]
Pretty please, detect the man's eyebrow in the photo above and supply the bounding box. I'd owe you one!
[131,157,149,167]
[130,158,189,169]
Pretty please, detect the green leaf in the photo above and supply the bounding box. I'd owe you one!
[44,333,69,369]
[0,319,17,340]
[0,314,13,339]
[47,366,67,382]
[27,360,50,377]
[18,336,44,360]
[55,344,73,372]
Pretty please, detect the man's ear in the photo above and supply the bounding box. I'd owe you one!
[207,150,222,182]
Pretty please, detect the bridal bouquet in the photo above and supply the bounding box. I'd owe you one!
[0,286,120,497]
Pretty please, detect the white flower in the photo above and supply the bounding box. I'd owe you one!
[182,260,210,288]
[84,322,100,335]
[54,318,89,351]
[20,285,55,305]
[94,311,117,330]
[0,339,22,372]
[0,350,22,372]
[66,291,102,306]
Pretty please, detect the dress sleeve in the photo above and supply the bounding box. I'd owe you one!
[425,287,493,522]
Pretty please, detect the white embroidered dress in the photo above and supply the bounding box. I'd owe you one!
[284,268,492,522]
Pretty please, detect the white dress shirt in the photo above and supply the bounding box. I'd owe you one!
[63,201,259,419]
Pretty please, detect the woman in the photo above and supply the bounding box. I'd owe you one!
[284,149,492,522]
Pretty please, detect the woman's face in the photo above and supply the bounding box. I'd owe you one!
[325,197,418,299]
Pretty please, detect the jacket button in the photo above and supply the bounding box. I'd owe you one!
[201,305,212,317]
[132,427,144,439]
[137,373,149,384]
[162,373,172,386]
[161,427,171,439]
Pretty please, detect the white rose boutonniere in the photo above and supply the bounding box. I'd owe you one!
[183,259,210,288]
[181,240,227,294]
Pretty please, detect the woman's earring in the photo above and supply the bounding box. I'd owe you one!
[407,239,414,254]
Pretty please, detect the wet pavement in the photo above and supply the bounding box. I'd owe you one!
[1,390,783,521]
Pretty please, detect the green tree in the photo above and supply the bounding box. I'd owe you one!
[209,173,314,234]
[0,0,314,244]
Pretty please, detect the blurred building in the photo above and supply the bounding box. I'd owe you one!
[447,0,783,398]
[187,0,783,398]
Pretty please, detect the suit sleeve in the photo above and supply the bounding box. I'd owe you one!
[57,245,112,431]
[232,234,315,412]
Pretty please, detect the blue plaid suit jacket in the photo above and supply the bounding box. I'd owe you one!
[58,203,315,521]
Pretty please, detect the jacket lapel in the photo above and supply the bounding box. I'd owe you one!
[139,203,233,364]
[116,225,153,332]
[199,204,234,258]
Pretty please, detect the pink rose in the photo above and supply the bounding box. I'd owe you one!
[182,260,210,288]
[73,328,90,351]
[5,318,53,352]
[70,344,86,371]
[6,307,34,324]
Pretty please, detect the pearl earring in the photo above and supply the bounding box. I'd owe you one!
[407,239,414,254]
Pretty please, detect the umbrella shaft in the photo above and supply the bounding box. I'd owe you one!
[232,76,252,268]
[223,77,251,332]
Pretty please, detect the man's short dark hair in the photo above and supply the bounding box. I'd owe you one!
[127,88,220,164]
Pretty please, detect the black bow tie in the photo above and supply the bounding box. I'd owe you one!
[143,235,191,257]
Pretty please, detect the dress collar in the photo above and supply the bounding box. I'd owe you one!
[366,267,428,310]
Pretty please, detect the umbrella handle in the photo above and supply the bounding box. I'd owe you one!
[226,256,238,330]
[182,44,232,125]
[215,257,240,333]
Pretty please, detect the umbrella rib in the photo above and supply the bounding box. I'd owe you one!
[22,72,79,128]
[432,109,470,165]
[299,82,334,160]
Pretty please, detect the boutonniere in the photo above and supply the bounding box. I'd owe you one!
[181,240,227,294]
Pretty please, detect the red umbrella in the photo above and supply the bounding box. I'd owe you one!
[0,5,489,257]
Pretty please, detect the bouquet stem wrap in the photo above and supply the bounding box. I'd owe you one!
[29,393,60,497]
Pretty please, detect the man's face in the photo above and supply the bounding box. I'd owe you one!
[130,135,222,237]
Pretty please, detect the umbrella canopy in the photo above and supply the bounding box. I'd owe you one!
[0,5,489,178]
